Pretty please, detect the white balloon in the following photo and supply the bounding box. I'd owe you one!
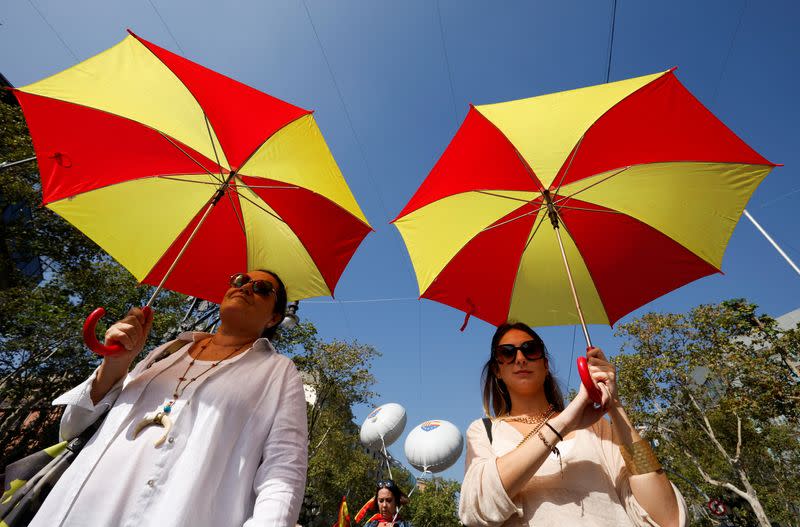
[404,420,463,473]
[360,403,407,449]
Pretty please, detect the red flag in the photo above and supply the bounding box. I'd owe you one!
[332,496,350,527]
[354,496,375,523]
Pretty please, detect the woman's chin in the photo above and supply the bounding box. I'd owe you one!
[506,379,543,396]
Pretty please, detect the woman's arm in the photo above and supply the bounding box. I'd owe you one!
[243,360,308,526]
[90,307,153,404]
[459,420,520,527]
[495,384,608,498]
[588,347,681,527]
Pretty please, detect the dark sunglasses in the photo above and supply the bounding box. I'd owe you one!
[493,340,545,364]
[376,480,398,490]
[229,273,277,298]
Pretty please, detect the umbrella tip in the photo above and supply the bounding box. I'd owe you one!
[668,66,678,73]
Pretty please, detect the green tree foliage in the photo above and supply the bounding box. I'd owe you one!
[403,478,461,527]
[613,299,800,527]
[280,321,384,526]
[0,98,189,467]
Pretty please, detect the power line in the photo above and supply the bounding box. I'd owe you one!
[26,0,78,62]
[300,0,391,222]
[304,297,418,304]
[146,0,186,55]
[605,0,617,83]
[709,0,747,106]
[436,0,460,128]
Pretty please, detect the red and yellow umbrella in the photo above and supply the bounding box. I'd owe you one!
[13,31,371,352]
[393,69,777,399]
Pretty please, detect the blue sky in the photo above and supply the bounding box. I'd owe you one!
[2,1,799,484]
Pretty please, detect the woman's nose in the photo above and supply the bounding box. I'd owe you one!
[515,350,528,363]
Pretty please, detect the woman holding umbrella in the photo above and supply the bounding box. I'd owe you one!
[30,270,308,527]
[458,322,687,527]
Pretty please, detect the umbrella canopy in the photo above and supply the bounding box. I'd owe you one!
[13,30,371,304]
[393,69,777,329]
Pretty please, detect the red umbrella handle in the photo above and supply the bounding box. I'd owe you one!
[576,356,603,403]
[83,306,151,356]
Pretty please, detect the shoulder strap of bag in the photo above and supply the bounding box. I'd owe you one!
[482,417,493,444]
[147,338,191,367]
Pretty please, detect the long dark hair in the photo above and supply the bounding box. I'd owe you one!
[258,269,287,340]
[481,322,564,416]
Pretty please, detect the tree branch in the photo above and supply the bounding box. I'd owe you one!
[687,391,733,464]
[681,446,724,487]
[734,413,742,464]
[308,426,332,460]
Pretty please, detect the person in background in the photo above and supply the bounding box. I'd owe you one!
[459,321,687,527]
[362,479,413,527]
[30,270,308,527]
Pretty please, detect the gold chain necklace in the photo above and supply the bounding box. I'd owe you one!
[516,407,557,448]
[497,404,555,425]
[132,336,252,446]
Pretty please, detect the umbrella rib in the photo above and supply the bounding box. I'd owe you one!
[226,184,247,237]
[158,132,224,184]
[523,209,549,252]
[474,190,531,203]
[230,186,286,224]
[481,205,546,233]
[234,183,301,190]
[554,165,631,206]
[552,133,585,196]
[204,113,227,180]
[557,205,625,215]
[157,175,227,186]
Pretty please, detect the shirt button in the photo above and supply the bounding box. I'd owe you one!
[147,479,155,487]
[168,437,175,444]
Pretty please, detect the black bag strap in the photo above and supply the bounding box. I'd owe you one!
[145,338,191,369]
[482,417,493,444]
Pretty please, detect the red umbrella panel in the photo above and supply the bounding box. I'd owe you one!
[393,69,777,400]
[14,31,372,353]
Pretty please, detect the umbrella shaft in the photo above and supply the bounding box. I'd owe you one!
[145,172,237,307]
[553,224,593,348]
[145,198,218,307]
[543,189,592,347]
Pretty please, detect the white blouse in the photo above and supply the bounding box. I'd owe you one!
[30,333,308,527]
[458,418,688,527]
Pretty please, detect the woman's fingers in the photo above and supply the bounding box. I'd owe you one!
[598,382,611,409]
[105,322,134,349]
[105,308,150,351]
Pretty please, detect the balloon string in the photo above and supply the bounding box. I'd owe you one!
[381,436,393,480]
[391,469,430,524]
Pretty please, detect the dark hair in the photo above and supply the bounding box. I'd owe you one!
[258,269,287,340]
[481,321,564,416]
[374,479,407,509]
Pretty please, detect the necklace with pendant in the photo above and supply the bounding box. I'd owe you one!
[133,336,251,446]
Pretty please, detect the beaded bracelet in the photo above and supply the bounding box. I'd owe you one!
[537,430,563,476]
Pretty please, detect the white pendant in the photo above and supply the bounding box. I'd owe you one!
[133,409,173,447]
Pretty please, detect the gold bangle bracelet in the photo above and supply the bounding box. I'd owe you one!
[620,440,662,475]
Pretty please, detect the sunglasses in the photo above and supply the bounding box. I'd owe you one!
[376,480,398,490]
[229,273,277,298]
[493,340,545,364]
